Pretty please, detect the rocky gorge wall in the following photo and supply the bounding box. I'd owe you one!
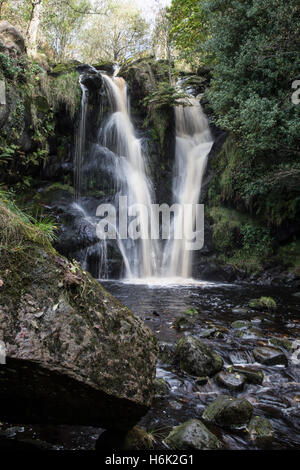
[0,21,299,286]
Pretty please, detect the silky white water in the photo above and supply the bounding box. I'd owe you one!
[74,80,88,199]
[74,71,213,282]
[101,74,159,278]
[162,97,214,278]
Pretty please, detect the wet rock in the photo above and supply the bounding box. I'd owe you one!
[253,346,288,366]
[248,416,274,448]
[231,320,251,329]
[165,419,222,450]
[292,292,300,298]
[232,308,250,315]
[175,336,223,377]
[169,400,182,410]
[0,207,158,430]
[202,395,253,428]
[249,297,277,310]
[216,370,246,391]
[153,378,170,396]
[173,316,196,331]
[230,366,264,385]
[269,337,292,351]
[159,342,176,364]
[198,328,217,338]
[196,376,208,386]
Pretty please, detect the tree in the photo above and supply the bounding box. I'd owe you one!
[26,0,43,56]
[168,0,208,67]
[40,0,92,60]
[80,0,150,64]
[152,7,173,82]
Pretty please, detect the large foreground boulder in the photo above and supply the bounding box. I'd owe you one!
[0,202,158,430]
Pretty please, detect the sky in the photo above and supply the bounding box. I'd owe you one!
[134,0,172,24]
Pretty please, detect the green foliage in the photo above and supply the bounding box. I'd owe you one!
[45,72,81,118]
[184,307,199,317]
[202,0,300,157]
[0,188,57,251]
[169,0,208,67]
[209,206,274,273]
[143,82,187,109]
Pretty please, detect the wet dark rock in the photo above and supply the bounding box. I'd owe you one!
[216,370,247,391]
[159,342,176,364]
[153,378,170,396]
[196,376,208,386]
[231,320,251,329]
[248,416,274,448]
[253,346,288,366]
[165,419,222,450]
[230,366,264,385]
[175,336,223,377]
[202,395,253,429]
[269,337,292,351]
[173,316,196,331]
[198,328,217,338]
[232,308,250,315]
[292,292,300,298]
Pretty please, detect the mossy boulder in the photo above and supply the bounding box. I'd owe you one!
[175,336,223,377]
[165,419,222,450]
[249,297,277,310]
[0,202,158,430]
[248,416,274,447]
[202,395,253,429]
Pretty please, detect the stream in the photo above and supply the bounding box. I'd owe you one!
[1,279,299,450]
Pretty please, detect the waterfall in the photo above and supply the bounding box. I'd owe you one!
[162,97,214,278]
[73,69,213,282]
[100,74,159,278]
[74,79,88,200]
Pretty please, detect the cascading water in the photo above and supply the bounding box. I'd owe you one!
[73,68,213,282]
[74,79,88,200]
[162,97,214,279]
[100,74,159,278]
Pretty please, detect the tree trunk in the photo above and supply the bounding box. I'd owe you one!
[26,0,43,57]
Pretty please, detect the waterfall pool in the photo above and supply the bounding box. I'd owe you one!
[1,280,298,450]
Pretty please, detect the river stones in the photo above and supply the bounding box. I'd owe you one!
[253,346,288,365]
[248,416,274,447]
[153,378,170,396]
[159,341,176,364]
[202,395,253,428]
[175,336,223,377]
[165,419,222,450]
[230,366,264,385]
[232,308,250,315]
[249,297,277,310]
[216,370,247,391]
[269,337,292,351]
[231,320,251,329]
